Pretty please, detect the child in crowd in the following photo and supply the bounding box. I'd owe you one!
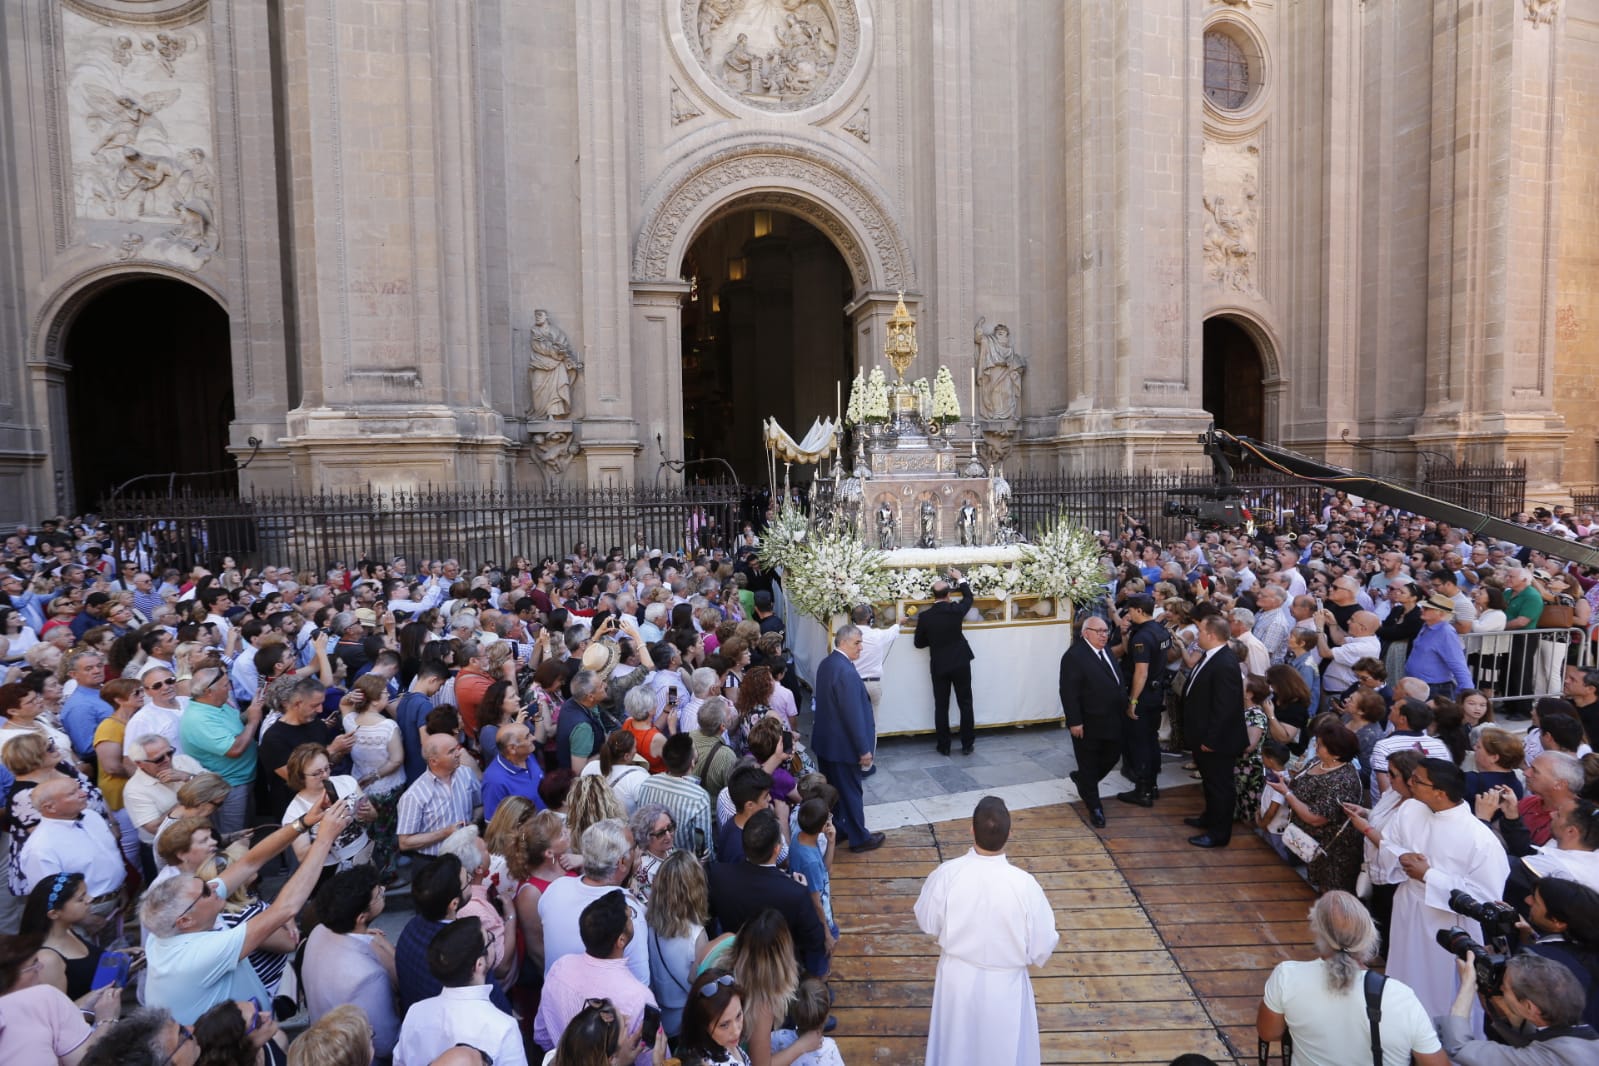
[788,798,838,957]
[1256,739,1292,861]
[770,975,846,1066]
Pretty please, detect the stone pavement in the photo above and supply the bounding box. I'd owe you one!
[861,721,1198,830]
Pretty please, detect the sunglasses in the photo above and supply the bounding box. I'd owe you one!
[649,822,676,838]
[246,997,269,1035]
[699,973,736,997]
[146,678,177,690]
[176,878,213,922]
[159,1024,194,1066]
[146,750,173,763]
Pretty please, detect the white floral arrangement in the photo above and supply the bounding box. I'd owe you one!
[912,377,932,419]
[771,508,1104,621]
[1020,512,1110,605]
[864,367,890,422]
[844,370,865,426]
[932,365,961,424]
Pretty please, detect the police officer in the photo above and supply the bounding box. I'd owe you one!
[1115,594,1170,808]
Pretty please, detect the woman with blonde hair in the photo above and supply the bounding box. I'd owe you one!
[729,909,808,1066]
[646,850,723,1039]
[286,1003,373,1066]
[565,773,626,862]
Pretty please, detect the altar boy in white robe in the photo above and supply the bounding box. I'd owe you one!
[1356,758,1509,1036]
[914,795,1059,1066]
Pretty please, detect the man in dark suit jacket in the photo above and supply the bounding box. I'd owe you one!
[810,624,885,852]
[1182,615,1249,847]
[707,810,831,974]
[913,568,977,755]
[1058,615,1128,828]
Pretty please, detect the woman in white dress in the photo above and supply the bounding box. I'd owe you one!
[341,674,404,875]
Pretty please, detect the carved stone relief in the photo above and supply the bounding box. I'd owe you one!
[669,79,704,125]
[1525,0,1560,25]
[842,103,870,142]
[64,8,217,268]
[529,428,582,480]
[1201,137,1260,296]
[682,0,860,112]
[633,144,913,291]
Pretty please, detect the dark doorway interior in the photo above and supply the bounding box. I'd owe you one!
[1201,316,1265,441]
[63,277,235,509]
[680,210,853,482]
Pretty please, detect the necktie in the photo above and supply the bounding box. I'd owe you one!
[1100,650,1118,680]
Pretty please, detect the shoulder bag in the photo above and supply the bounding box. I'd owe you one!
[1260,969,1386,1066]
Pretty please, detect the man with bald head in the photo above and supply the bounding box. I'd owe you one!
[1315,608,1381,712]
[18,777,126,918]
[481,720,543,821]
[397,732,481,856]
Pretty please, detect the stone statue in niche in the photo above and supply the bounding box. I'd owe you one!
[526,310,583,421]
[975,317,1027,423]
[876,500,896,550]
[530,430,581,480]
[918,499,938,549]
[957,501,978,547]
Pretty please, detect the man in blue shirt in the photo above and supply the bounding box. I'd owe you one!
[1404,593,1473,702]
[396,663,449,784]
[59,648,109,758]
[480,722,544,821]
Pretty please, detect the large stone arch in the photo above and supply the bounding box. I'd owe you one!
[1202,306,1284,441]
[631,139,915,293]
[34,263,228,365]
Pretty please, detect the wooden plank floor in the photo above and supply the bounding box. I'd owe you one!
[827,789,1313,1064]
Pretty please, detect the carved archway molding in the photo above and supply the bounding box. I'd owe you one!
[632,139,914,294]
[33,263,227,368]
[60,0,209,28]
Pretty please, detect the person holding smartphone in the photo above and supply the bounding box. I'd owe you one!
[280,745,376,887]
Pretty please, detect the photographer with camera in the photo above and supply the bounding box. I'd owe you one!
[1522,877,1599,1032]
[1438,952,1597,1064]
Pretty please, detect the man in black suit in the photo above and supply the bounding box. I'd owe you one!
[1182,615,1249,847]
[913,568,977,755]
[1058,615,1127,828]
[707,809,830,974]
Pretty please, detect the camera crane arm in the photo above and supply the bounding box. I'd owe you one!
[1205,428,1599,570]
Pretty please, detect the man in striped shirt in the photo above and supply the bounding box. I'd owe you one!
[397,733,481,856]
[633,733,716,861]
[1370,698,1451,795]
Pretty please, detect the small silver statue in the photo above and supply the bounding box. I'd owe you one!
[876,501,896,551]
[918,499,938,549]
[957,501,978,547]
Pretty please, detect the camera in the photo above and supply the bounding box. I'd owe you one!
[1434,890,1519,996]
[1162,497,1251,531]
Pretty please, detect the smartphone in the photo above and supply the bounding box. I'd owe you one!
[323,780,340,807]
[1265,770,1280,783]
[640,1004,662,1048]
[782,730,795,754]
[667,689,678,706]
[90,951,130,990]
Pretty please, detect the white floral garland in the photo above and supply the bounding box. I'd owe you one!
[764,504,1106,622]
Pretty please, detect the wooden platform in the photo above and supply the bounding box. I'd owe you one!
[826,788,1316,1064]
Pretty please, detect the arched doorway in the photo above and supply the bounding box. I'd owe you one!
[1201,315,1265,440]
[680,210,853,481]
[62,276,235,508]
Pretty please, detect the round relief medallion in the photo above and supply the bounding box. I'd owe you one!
[682,0,860,113]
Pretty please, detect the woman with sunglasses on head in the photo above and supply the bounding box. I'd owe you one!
[193,996,285,1066]
[678,969,760,1066]
[550,996,672,1066]
[0,932,122,1066]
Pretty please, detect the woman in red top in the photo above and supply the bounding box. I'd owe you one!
[621,685,670,774]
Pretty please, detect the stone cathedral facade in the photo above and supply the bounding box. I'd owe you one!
[0,0,1595,516]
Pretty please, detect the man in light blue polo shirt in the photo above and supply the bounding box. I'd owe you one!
[59,648,109,758]
[179,665,262,837]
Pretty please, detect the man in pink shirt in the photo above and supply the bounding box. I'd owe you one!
[533,891,656,1063]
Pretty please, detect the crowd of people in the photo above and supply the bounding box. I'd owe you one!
[1068,498,1599,1062]
[0,520,868,1066]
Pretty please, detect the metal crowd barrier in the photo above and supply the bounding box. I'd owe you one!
[1458,625,1595,710]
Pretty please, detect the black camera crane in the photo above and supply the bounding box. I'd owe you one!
[1197,426,1599,570]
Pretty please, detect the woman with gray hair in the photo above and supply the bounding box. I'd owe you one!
[1256,891,1449,1065]
[629,802,674,904]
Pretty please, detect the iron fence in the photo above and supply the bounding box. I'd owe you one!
[98,484,752,577]
[1420,458,1527,518]
[1008,471,1328,543]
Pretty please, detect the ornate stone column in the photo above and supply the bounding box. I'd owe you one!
[276,0,508,489]
[1415,0,1569,493]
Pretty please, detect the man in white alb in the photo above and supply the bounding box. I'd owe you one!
[914,796,1058,1066]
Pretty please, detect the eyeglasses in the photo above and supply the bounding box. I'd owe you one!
[146,750,173,764]
[246,997,269,1034]
[158,1024,194,1066]
[649,822,676,838]
[146,678,177,690]
[698,973,736,997]
[176,878,213,923]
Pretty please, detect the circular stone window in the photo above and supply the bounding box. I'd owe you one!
[682,0,861,113]
[1203,26,1260,112]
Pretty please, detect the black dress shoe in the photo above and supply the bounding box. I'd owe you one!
[862,764,877,777]
[1089,809,1107,828]
[1068,770,1082,789]
[849,832,887,853]
[1187,834,1227,849]
[1183,816,1206,829]
[937,745,951,757]
[1115,789,1154,808]
[961,745,974,756]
